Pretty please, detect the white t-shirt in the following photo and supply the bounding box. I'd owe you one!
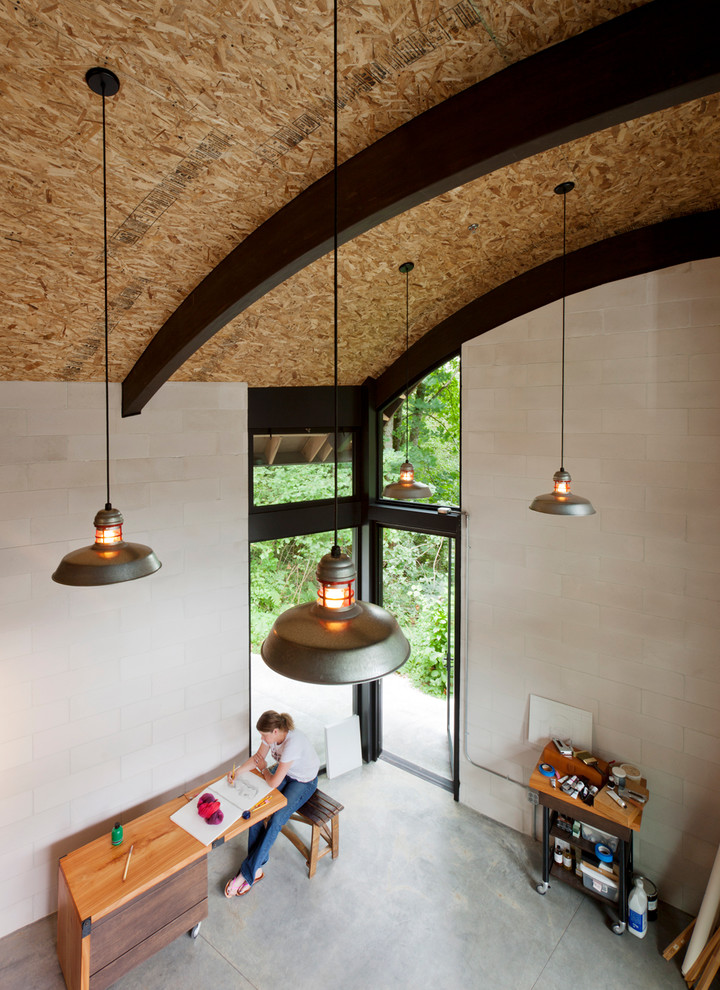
[269,729,319,783]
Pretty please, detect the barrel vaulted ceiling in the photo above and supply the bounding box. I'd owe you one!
[1,0,719,414]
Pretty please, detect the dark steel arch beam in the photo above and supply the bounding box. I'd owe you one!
[122,0,720,416]
[373,209,720,408]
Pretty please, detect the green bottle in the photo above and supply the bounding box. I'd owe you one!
[111,821,123,846]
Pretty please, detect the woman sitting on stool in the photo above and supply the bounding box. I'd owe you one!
[225,710,319,897]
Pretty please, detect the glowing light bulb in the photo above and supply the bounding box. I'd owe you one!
[317,580,355,609]
[95,522,123,545]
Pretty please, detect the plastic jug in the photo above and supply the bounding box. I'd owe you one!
[628,877,648,938]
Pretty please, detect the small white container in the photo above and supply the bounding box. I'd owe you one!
[612,766,627,789]
[628,877,648,938]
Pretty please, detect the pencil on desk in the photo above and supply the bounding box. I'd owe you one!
[122,844,134,882]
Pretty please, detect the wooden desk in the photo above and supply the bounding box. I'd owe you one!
[57,775,286,990]
[529,761,646,935]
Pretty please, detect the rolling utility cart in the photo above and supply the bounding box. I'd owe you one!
[529,750,647,935]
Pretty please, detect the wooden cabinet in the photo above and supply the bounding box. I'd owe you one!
[57,782,286,990]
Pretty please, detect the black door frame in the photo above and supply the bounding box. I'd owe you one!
[365,504,462,800]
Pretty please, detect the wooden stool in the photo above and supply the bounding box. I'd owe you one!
[281,788,343,878]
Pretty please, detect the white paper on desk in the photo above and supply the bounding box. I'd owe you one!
[170,773,273,846]
[215,772,272,810]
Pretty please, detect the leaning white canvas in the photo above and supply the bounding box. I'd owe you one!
[325,715,362,779]
[527,695,593,752]
[170,772,272,846]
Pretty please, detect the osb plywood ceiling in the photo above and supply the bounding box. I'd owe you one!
[1,0,718,399]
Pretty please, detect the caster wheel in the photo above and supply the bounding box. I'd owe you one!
[536,882,549,895]
[189,922,201,939]
[612,922,625,936]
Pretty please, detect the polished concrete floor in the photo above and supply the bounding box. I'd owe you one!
[0,759,703,990]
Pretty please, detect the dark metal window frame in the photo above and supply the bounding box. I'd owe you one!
[247,376,462,800]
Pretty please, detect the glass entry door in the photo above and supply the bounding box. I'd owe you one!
[379,527,457,787]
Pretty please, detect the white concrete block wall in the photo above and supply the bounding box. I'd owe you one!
[0,381,249,938]
[460,258,720,915]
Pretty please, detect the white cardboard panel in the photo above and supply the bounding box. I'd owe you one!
[325,715,362,779]
[527,694,593,751]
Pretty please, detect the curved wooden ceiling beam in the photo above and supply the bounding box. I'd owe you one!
[123,0,720,416]
[373,209,720,408]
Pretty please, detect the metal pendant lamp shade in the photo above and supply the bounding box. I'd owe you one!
[530,468,595,516]
[52,69,161,586]
[261,547,410,684]
[52,505,161,586]
[261,5,409,684]
[530,182,595,518]
[382,460,432,500]
[382,261,432,501]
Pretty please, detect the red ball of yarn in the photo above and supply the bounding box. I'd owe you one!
[197,797,221,819]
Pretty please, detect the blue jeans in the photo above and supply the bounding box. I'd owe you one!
[239,775,318,886]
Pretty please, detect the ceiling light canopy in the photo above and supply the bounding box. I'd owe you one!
[382,261,432,501]
[261,5,410,684]
[530,181,595,518]
[52,69,161,586]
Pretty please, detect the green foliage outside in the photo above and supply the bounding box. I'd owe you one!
[382,356,460,507]
[254,461,352,506]
[382,528,451,698]
[250,357,460,697]
[250,530,354,652]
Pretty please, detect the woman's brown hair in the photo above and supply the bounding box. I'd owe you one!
[256,710,294,733]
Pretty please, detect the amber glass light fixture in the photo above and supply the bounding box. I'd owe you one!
[260,3,409,684]
[530,182,595,517]
[52,69,161,586]
[382,262,432,500]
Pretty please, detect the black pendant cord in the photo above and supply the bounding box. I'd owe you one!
[404,266,410,462]
[101,79,112,512]
[559,187,567,473]
[332,0,339,555]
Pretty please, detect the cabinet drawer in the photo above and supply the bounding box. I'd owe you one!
[89,856,207,978]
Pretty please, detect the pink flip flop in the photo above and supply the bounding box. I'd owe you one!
[224,871,263,897]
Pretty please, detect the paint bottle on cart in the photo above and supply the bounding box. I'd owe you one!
[628,877,648,938]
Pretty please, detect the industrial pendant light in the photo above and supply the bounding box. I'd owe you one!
[382,262,432,500]
[53,69,162,586]
[530,181,595,517]
[260,3,410,684]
